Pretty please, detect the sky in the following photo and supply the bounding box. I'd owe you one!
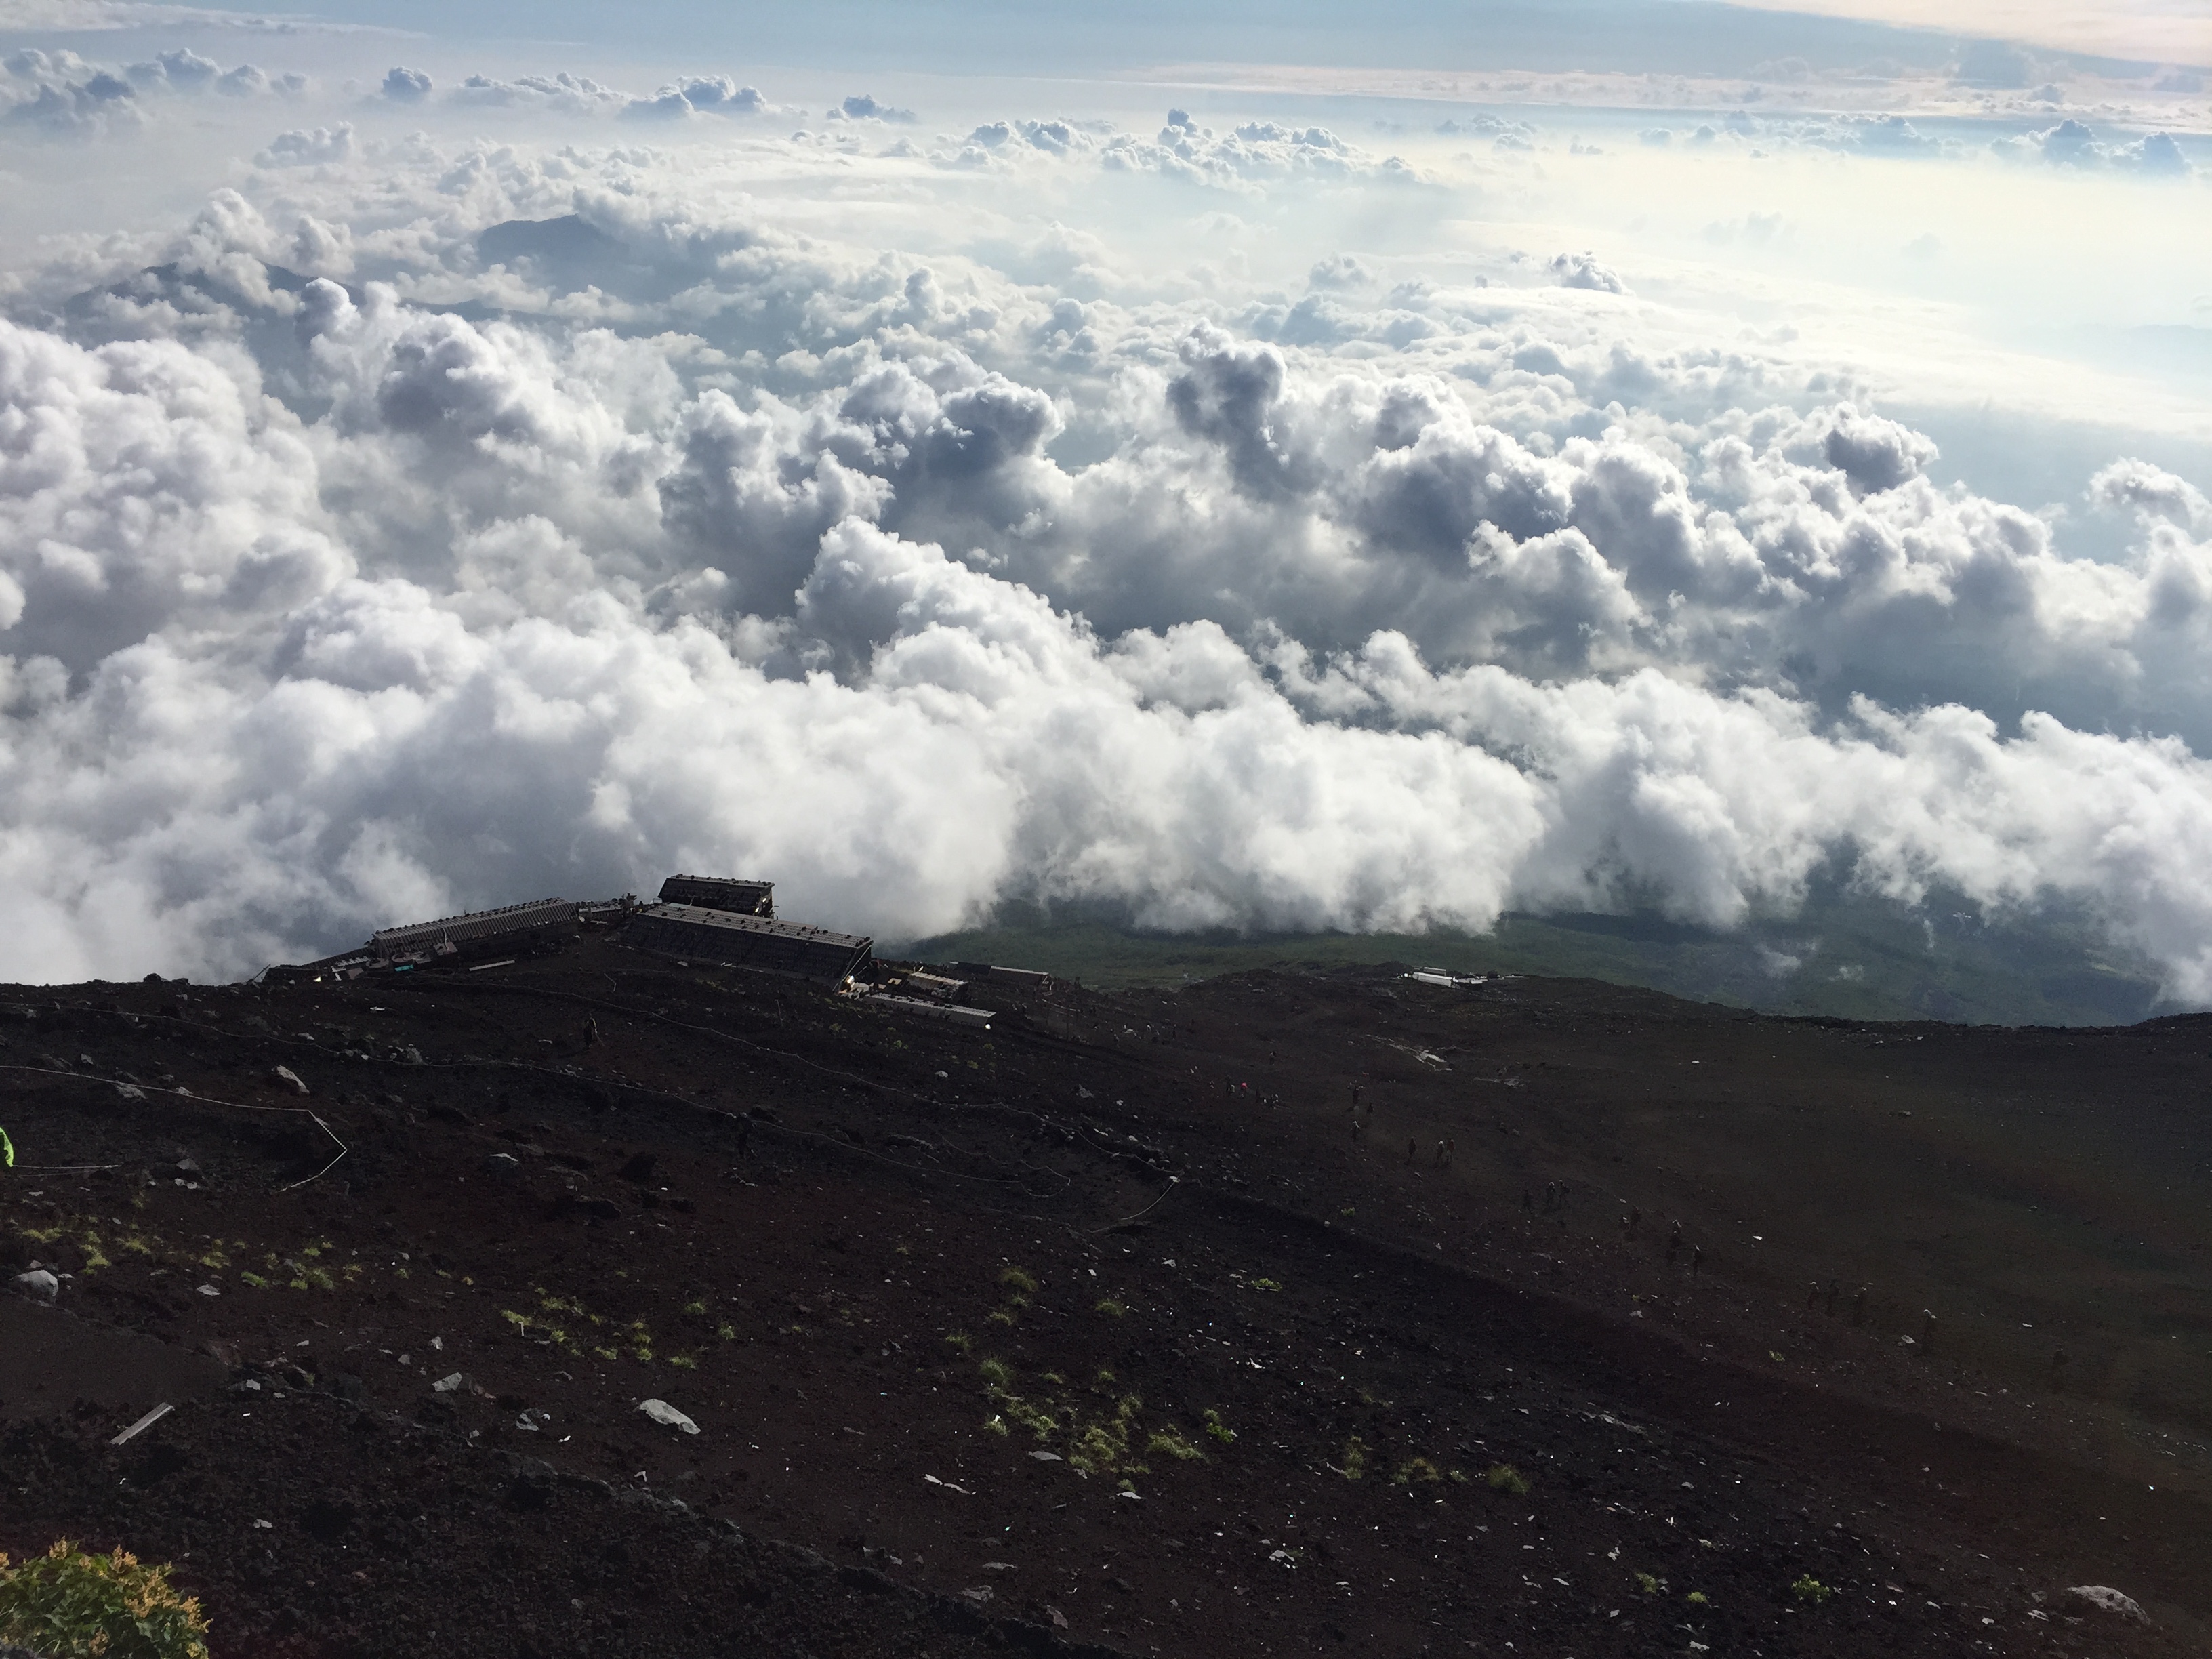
[0,0,2209,994]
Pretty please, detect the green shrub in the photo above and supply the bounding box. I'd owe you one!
[1484,1463,1530,1496]
[998,1267,1039,1294]
[0,1540,210,1659]
[1338,1436,1369,1480]
[1790,1574,1834,1605]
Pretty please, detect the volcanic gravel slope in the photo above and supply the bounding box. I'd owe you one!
[2,938,2209,1658]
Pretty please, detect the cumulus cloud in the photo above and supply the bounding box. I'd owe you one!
[458,72,623,113]
[380,66,432,103]
[1,42,304,135]
[1996,119,2195,171]
[837,93,916,123]
[622,74,766,121]
[256,123,354,167]
[1548,251,1627,293]
[1,110,2210,998]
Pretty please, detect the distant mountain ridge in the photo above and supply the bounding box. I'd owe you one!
[903,887,2167,1025]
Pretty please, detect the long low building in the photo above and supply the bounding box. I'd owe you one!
[265,895,588,982]
[626,903,872,985]
[657,875,774,916]
[371,896,579,957]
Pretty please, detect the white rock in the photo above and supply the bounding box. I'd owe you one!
[431,1372,466,1393]
[1028,1450,1063,1461]
[13,1269,58,1301]
[273,1065,309,1095]
[639,1398,699,1434]
[197,1284,220,1297]
[2064,1586,2147,1621]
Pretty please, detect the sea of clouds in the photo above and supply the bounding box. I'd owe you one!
[1,38,2209,989]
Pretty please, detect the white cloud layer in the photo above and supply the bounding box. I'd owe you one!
[0,72,2209,996]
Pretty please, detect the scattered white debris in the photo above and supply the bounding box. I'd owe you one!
[924,1474,971,1494]
[2065,1586,2147,1621]
[639,1398,699,1434]
[111,1404,175,1446]
[981,1561,1017,1572]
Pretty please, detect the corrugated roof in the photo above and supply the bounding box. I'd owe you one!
[628,903,872,983]
[371,897,574,951]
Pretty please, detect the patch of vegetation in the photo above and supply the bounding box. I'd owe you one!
[1247,1277,1282,1292]
[969,1355,1155,1478]
[1393,1457,1442,1485]
[1146,1427,1206,1462]
[1635,1572,1663,1595]
[1202,1408,1236,1445]
[944,1331,973,1353]
[1338,1436,1370,1480]
[1094,1298,1128,1318]
[999,1267,1039,1294]
[0,1540,210,1659]
[1790,1575,1834,1605]
[1687,1591,1710,1607]
[1485,1463,1530,1496]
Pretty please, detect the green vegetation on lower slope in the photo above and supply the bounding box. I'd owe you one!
[901,889,2165,1026]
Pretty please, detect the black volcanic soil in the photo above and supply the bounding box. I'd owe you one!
[3,939,2209,1658]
